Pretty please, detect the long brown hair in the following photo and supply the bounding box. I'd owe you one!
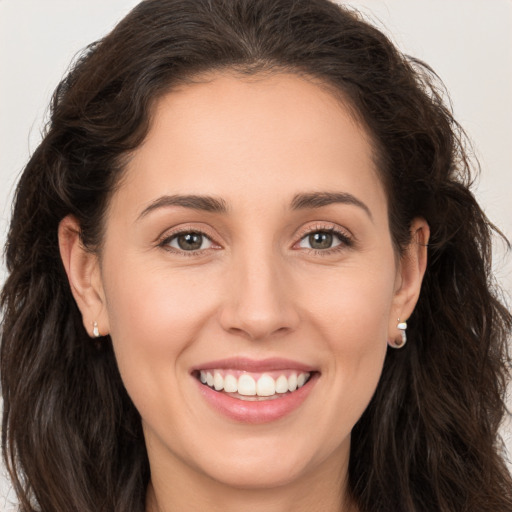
[2,1,511,510]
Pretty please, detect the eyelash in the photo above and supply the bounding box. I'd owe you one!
[293,224,354,255]
[157,223,353,257]
[158,226,219,257]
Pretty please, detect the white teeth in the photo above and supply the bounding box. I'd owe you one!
[213,371,224,391]
[199,370,311,397]
[275,375,289,394]
[288,373,298,392]
[224,374,238,392]
[238,374,256,396]
[297,373,307,388]
[256,374,275,397]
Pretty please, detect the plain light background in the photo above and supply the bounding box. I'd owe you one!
[1,0,511,507]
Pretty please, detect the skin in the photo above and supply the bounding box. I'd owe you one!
[59,72,429,512]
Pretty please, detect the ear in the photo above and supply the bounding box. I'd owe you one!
[58,215,110,338]
[389,218,429,341]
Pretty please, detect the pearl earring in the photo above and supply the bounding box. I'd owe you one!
[389,319,407,349]
[92,321,100,338]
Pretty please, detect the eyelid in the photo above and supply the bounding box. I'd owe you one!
[292,222,355,251]
[155,221,354,255]
[156,224,223,253]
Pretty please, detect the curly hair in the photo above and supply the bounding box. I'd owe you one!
[1,0,511,511]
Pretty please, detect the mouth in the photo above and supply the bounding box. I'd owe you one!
[191,358,319,423]
[194,369,313,401]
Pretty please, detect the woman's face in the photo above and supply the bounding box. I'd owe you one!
[65,72,426,495]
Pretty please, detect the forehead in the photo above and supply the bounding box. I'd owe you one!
[148,71,372,158]
[113,72,386,219]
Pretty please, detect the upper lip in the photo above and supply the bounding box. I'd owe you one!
[191,357,317,373]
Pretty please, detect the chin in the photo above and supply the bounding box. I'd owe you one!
[198,455,312,490]
[178,427,350,492]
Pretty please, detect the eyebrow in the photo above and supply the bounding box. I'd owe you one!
[137,194,228,220]
[291,191,373,220]
[137,191,372,221]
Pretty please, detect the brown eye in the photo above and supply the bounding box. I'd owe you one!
[168,232,212,251]
[308,232,333,249]
[298,230,343,250]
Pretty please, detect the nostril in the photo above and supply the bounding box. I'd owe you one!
[218,276,300,340]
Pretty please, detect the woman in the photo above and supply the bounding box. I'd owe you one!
[1,0,511,510]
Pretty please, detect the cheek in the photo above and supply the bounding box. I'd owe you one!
[101,257,221,395]
[306,264,396,349]
[106,258,217,337]
[301,263,395,407]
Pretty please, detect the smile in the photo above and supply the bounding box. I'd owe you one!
[192,358,319,423]
[197,369,311,400]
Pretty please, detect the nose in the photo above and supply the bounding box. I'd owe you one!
[219,248,300,341]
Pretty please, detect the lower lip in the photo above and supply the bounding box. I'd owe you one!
[195,373,318,424]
